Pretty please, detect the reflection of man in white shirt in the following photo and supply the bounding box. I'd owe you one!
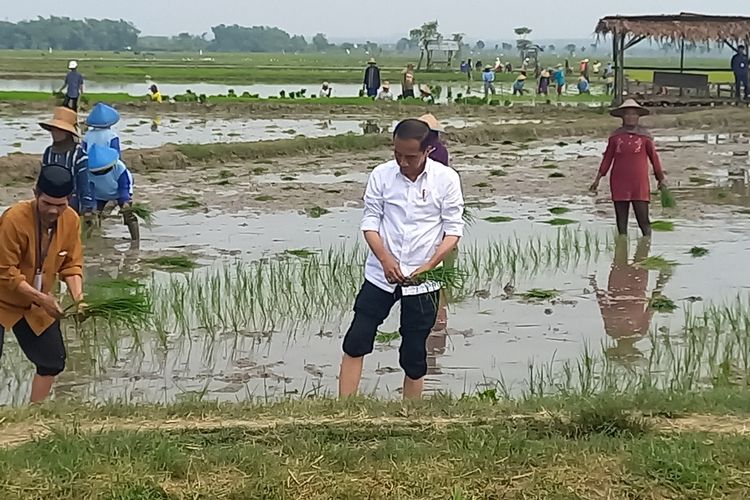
[339,118,464,400]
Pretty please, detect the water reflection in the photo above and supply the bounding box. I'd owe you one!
[595,237,671,363]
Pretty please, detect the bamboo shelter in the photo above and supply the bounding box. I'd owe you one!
[595,13,750,105]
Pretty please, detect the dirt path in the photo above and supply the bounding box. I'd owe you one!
[1,413,748,449]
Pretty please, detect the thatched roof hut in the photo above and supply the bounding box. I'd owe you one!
[595,13,750,43]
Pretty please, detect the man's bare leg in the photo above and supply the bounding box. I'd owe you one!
[403,376,424,399]
[339,354,364,397]
[30,375,55,403]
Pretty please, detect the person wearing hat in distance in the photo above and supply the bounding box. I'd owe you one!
[577,75,591,94]
[482,65,496,98]
[319,82,332,98]
[58,60,84,112]
[0,165,85,403]
[338,119,464,400]
[376,81,394,101]
[537,69,551,95]
[39,107,94,218]
[554,64,566,96]
[86,144,139,241]
[82,103,121,157]
[401,63,416,99]
[590,99,667,237]
[512,73,527,95]
[419,84,434,104]
[419,114,449,167]
[363,58,381,98]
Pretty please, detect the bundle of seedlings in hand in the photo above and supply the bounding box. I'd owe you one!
[130,202,154,227]
[660,187,676,209]
[71,279,152,328]
[404,266,467,290]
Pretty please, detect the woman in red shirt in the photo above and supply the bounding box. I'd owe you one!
[590,99,667,236]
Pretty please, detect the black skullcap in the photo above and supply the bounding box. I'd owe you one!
[37,165,74,198]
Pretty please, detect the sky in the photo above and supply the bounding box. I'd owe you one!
[4,0,748,40]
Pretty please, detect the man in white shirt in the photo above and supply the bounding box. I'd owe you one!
[339,119,464,399]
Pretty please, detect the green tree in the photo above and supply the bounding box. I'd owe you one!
[396,37,410,52]
[312,33,330,51]
[565,43,577,57]
[475,40,485,50]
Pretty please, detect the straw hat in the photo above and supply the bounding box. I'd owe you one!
[322,81,330,87]
[484,65,492,70]
[517,74,527,81]
[39,107,80,137]
[420,84,432,95]
[610,99,649,117]
[382,81,390,89]
[68,60,78,70]
[368,57,377,64]
[419,113,444,132]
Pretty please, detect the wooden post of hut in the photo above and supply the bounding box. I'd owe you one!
[595,12,750,106]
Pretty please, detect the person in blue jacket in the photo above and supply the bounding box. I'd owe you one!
[82,103,121,155]
[86,144,139,240]
[38,107,94,217]
[731,45,749,101]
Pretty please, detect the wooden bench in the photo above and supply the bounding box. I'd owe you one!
[653,71,709,96]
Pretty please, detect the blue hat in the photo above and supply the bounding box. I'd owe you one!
[87,144,120,173]
[86,103,120,128]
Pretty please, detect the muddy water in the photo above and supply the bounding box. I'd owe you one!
[2,195,750,405]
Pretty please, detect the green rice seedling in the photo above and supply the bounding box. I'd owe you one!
[281,175,297,181]
[375,331,400,344]
[484,216,514,223]
[736,209,750,215]
[462,206,476,225]
[306,206,330,218]
[130,202,154,227]
[255,195,274,202]
[218,170,233,179]
[173,195,202,210]
[636,255,678,271]
[284,249,318,258]
[689,247,709,257]
[540,164,558,169]
[411,266,467,290]
[522,288,559,300]
[474,182,491,188]
[689,177,712,186]
[660,187,677,208]
[649,294,678,313]
[548,172,566,178]
[548,207,571,215]
[146,256,199,271]
[651,220,675,232]
[489,169,507,177]
[251,167,268,175]
[544,218,577,226]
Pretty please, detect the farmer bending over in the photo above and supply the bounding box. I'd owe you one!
[339,118,464,400]
[0,166,85,402]
[87,144,139,241]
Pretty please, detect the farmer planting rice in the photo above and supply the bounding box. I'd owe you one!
[82,103,121,156]
[58,60,84,111]
[419,113,449,167]
[363,57,381,98]
[590,99,667,237]
[338,118,464,400]
[0,165,85,402]
[39,107,94,217]
[86,144,139,241]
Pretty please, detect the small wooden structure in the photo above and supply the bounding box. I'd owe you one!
[595,13,750,105]
[419,40,460,70]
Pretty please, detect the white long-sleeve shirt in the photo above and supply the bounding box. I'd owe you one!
[361,158,464,296]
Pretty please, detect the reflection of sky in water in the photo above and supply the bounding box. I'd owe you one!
[0,115,479,157]
[3,196,750,405]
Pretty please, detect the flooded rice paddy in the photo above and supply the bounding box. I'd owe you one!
[2,195,750,405]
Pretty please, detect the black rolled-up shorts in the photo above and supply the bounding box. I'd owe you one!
[343,280,439,380]
[0,318,66,376]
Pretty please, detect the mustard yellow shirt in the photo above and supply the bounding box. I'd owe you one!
[0,200,83,335]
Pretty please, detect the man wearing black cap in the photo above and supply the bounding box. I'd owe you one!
[0,165,85,402]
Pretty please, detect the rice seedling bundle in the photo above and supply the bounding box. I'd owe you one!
[651,220,675,232]
[408,266,467,290]
[649,294,677,313]
[689,247,709,257]
[130,202,154,227]
[522,288,559,300]
[659,187,676,209]
[70,279,152,328]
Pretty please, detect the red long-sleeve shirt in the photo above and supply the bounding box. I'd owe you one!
[599,131,665,202]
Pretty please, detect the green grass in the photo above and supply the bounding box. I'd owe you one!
[689,247,709,257]
[522,288,559,300]
[548,207,571,215]
[544,218,577,226]
[145,256,198,271]
[483,216,514,223]
[488,169,507,177]
[284,249,318,258]
[305,206,330,218]
[689,176,713,186]
[130,202,154,227]
[548,172,565,178]
[660,187,677,208]
[172,195,202,210]
[651,220,675,232]
[636,255,678,271]
[255,195,275,202]
[375,330,400,344]
[650,294,678,313]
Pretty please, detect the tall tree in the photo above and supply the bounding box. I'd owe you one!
[409,20,441,69]
[565,44,577,57]
[312,33,331,51]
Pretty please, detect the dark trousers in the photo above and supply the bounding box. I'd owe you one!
[402,89,415,99]
[63,95,79,111]
[614,201,651,236]
[366,87,378,97]
[0,318,66,376]
[735,73,749,99]
[343,281,439,380]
